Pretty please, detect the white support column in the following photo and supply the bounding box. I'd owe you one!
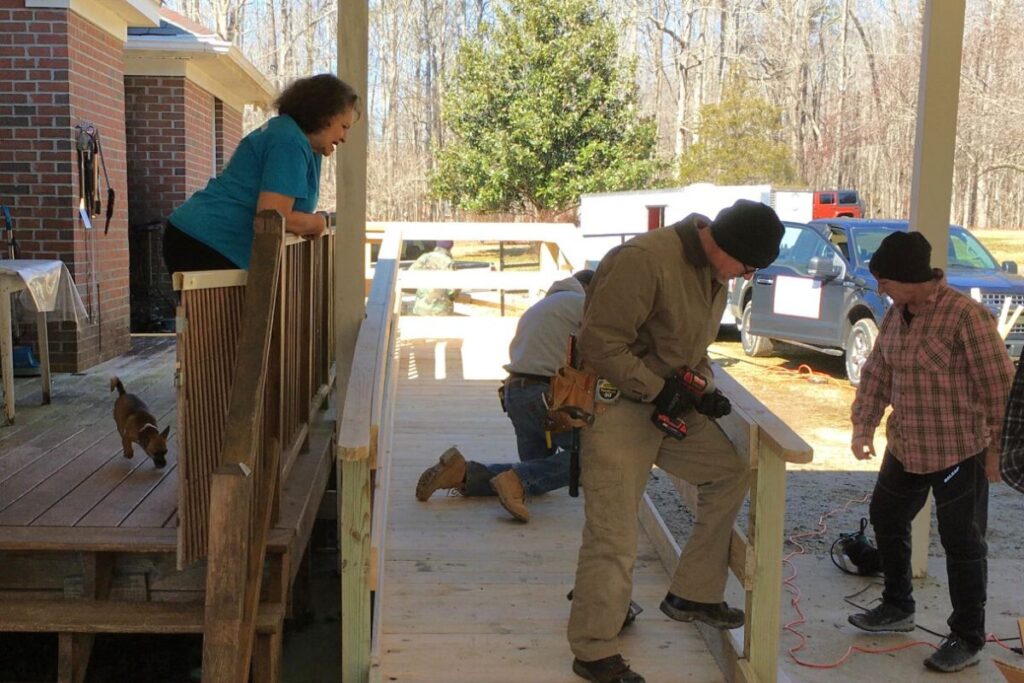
[336,1,370,414]
[907,0,966,578]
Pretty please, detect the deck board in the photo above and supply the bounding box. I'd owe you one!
[379,321,723,682]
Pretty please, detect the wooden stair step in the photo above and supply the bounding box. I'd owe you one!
[0,600,283,635]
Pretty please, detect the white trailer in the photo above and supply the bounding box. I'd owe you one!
[578,183,772,266]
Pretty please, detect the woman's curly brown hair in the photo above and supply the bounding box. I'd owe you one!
[275,74,361,134]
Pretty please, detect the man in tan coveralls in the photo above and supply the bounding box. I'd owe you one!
[568,200,785,683]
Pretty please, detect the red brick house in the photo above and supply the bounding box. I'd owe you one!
[124,7,274,332]
[0,0,272,370]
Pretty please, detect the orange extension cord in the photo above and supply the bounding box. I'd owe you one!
[783,495,1020,669]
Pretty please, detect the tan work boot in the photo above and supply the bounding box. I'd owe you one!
[490,470,530,522]
[415,446,467,501]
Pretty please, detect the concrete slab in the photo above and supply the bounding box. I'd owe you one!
[777,555,1023,683]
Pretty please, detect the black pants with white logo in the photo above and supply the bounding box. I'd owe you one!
[869,450,988,650]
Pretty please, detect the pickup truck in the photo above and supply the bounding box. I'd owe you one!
[727,218,1024,385]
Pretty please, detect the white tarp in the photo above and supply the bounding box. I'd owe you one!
[0,259,88,326]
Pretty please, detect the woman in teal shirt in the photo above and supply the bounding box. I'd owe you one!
[163,73,359,272]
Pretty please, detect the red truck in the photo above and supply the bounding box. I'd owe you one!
[812,190,863,219]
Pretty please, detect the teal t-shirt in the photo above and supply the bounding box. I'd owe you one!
[169,114,321,268]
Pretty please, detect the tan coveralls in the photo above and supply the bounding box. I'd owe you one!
[567,215,750,662]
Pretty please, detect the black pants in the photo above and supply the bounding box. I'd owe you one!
[163,221,237,275]
[870,450,988,649]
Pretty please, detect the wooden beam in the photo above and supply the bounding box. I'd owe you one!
[908,1,966,579]
[335,0,369,415]
[202,210,284,682]
[341,457,372,683]
[746,444,787,683]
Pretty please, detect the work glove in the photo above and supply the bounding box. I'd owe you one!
[696,389,731,418]
[653,373,697,419]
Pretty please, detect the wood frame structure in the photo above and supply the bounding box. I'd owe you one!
[638,371,812,683]
[0,213,336,682]
[337,223,811,683]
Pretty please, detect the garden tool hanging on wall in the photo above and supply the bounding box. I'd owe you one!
[75,122,113,350]
[75,122,115,235]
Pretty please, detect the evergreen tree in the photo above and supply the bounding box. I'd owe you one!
[679,78,796,186]
[431,0,660,215]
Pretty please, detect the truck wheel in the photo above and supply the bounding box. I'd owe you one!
[845,318,878,387]
[741,302,773,357]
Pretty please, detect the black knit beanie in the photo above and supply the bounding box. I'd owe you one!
[709,200,785,269]
[869,231,934,283]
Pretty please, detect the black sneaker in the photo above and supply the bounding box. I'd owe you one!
[923,636,981,673]
[572,655,645,683]
[847,602,915,633]
[659,592,744,629]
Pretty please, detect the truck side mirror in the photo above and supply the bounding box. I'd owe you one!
[808,256,841,280]
[1002,260,1018,274]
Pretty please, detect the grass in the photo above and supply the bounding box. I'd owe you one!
[973,229,1024,266]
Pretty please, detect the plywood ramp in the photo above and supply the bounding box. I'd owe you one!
[377,318,723,683]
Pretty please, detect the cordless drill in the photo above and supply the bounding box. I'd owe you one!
[651,366,707,439]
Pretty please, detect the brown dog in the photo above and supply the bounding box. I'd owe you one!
[111,377,169,468]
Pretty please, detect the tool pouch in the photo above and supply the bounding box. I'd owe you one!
[497,380,508,414]
[545,365,597,432]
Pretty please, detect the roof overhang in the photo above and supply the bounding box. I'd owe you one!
[124,36,276,111]
[27,0,160,40]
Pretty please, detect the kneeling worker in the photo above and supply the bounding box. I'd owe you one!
[568,200,784,683]
[415,270,593,521]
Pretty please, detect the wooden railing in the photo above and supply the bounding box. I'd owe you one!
[638,369,813,683]
[339,226,403,683]
[171,213,336,679]
[339,223,582,682]
[174,225,336,568]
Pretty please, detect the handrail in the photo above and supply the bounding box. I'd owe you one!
[639,364,812,683]
[339,226,402,683]
[201,210,284,681]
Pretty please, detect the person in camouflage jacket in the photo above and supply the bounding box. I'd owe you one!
[410,241,456,315]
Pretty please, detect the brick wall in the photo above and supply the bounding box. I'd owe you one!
[0,1,130,370]
[124,79,245,332]
[184,80,214,195]
[216,99,243,172]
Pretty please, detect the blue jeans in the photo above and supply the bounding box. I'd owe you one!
[463,378,573,497]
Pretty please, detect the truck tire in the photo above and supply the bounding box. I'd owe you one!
[741,302,773,357]
[845,318,878,387]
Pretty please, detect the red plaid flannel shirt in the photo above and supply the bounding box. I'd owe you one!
[852,281,1014,474]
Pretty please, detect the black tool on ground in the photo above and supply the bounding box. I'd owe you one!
[568,333,581,498]
[830,517,882,576]
[75,122,115,234]
[651,366,708,439]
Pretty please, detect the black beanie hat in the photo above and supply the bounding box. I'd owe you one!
[709,200,785,269]
[869,231,934,283]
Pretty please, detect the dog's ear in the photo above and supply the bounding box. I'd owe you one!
[160,425,170,438]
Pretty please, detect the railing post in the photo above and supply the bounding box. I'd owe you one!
[746,444,786,683]
[202,210,284,682]
[341,455,372,682]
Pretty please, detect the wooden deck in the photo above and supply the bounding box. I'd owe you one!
[0,335,333,601]
[376,319,723,682]
[0,337,180,546]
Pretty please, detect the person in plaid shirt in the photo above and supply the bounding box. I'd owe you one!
[1001,361,1024,493]
[848,231,1014,673]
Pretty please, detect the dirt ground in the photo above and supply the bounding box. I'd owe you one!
[648,327,1024,561]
